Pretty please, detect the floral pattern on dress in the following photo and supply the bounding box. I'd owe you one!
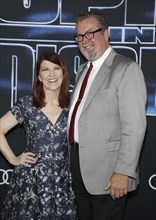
[0,95,77,220]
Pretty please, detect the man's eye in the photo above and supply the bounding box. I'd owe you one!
[86,32,92,37]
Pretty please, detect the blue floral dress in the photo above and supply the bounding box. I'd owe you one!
[1,95,77,220]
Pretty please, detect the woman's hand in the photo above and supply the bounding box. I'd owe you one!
[11,152,37,167]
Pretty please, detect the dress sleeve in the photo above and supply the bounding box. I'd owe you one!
[10,96,27,124]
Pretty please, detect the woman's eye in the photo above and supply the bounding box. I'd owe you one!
[42,68,48,71]
[55,66,60,70]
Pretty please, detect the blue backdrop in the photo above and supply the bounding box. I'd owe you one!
[0,0,156,219]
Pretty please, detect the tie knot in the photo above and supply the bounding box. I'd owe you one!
[89,62,93,68]
[88,62,93,73]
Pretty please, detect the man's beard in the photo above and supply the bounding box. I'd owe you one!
[82,49,96,61]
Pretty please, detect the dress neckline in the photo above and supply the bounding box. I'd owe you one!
[39,108,65,126]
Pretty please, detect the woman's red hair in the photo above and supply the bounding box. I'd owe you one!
[32,52,69,108]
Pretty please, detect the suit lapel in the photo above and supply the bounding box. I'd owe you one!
[81,49,117,114]
[69,63,87,107]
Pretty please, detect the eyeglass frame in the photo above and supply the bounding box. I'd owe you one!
[74,28,102,42]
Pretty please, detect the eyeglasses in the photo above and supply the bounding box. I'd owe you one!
[74,28,102,42]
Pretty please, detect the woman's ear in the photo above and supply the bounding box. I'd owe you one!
[38,75,41,82]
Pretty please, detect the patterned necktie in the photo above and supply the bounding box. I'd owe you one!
[69,62,93,144]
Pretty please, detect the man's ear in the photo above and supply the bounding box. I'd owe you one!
[104,29,109,41]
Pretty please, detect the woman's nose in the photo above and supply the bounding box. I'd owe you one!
[49,70,55,76]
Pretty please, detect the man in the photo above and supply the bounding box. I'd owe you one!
[68,11,147,220]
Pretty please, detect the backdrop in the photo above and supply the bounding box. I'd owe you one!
[0,0,156,219]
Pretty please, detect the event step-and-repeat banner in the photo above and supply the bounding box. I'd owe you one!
[0,0,156,219]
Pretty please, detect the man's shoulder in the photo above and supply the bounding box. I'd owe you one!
[112,49,135,66]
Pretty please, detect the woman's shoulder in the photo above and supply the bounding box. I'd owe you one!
[14,95,33,109]
[63,107,69,112]
[62,107,69,116]
[18,95,32,104]
[10,95,33,123]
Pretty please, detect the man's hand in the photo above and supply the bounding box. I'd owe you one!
[105,172,128,199]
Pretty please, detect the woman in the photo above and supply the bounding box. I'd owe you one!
[0,52,77,219]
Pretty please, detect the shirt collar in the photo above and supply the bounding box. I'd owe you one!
[90,46,112,69]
